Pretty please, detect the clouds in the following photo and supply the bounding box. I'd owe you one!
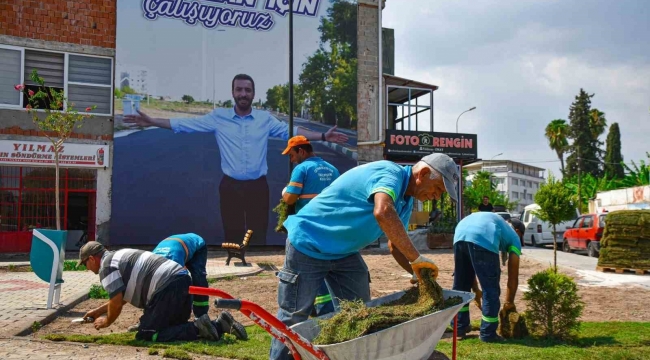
[383,0,650,176]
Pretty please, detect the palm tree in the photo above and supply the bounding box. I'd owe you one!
[545,119,570,175]
[589,109,607,140]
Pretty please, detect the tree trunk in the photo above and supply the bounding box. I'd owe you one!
[54,146,61,231]
[558,151,565,176]
[552,224,557,272]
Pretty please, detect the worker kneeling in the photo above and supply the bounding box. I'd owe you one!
[78,242,246,342]
[451,213,523,342]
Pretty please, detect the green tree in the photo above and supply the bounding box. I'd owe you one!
[120,85,137,95]
[222,100,233,108]
[463,171,517,212]
[285,0,357,128]
[181,95,194,104]
[618,152,650,187]
[545,119,570,175]
[565,89,602,178]
[604,122,624,179]
[533,174,578,271]
[16,70,95,230]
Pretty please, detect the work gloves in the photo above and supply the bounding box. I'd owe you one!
[410,255,439,282]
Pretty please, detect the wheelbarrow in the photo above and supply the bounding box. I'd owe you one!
[190,286,474,360]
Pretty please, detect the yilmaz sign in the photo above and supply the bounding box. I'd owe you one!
[384,130,478,159]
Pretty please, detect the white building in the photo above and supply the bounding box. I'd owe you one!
[116,63,156,96]
[464,160,546,214]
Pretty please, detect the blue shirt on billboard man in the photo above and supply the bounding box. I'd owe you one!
[269,153,460,360]
[123,74,349,246]
[281,135,340,317]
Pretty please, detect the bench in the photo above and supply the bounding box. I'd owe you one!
[222,229,253,266]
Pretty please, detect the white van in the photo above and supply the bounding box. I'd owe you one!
[521,203,580,247]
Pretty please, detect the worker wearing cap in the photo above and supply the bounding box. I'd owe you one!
[270,153,460,360]
[152,233,209,318]
[450,212,523,342]
[77,242,247,342]
[281,135,340,317]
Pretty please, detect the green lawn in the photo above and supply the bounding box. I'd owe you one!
[43,322,649,360]
[436,322,650,360]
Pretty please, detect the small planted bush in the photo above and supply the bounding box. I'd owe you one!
[523,269,584,340]
[89,284,109,299]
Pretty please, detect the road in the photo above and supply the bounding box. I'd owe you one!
[272,112,358,149]
[523,247,650,289]
[109,128,357,246]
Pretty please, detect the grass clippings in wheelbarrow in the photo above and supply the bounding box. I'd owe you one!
[313,269,463,345]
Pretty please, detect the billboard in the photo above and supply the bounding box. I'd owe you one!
[110,0,359,246]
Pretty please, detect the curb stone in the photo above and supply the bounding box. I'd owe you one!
[14,289,90,336]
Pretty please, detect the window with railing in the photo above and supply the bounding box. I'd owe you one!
[0,166,96,238]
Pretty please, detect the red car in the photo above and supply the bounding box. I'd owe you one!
[562,213,606,257]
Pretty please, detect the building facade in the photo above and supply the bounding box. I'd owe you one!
[0,0,116,252]
[464,160,546,214]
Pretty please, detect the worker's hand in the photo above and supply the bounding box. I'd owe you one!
[93,317,108,330]
[84,309,100,321]
[410,255,439,282]
[472,288,483,311]
[502,301,516,312]
[123,110,154,127]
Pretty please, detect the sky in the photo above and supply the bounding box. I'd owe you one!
[383,0,650,178]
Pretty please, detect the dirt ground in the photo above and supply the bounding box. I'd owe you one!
[37,248,650,338]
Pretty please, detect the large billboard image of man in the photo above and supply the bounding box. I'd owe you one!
[110,0,359,246]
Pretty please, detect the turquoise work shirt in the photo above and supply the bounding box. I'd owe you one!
[453,212,522,256]
[284,161,414,260]
[286,157,340,213]
[152,233,206,266]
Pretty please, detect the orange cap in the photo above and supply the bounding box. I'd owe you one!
[282,135,310,155]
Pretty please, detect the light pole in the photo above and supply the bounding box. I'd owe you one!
[456,106,476,133]
[485,152,503,191]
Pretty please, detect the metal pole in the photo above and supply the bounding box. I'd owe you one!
[288,0,295,177]
[456,106,476,133]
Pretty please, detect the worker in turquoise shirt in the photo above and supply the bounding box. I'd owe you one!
[152,233,209,317]
[270,153,459,360]
[451,212,523,342]
[281,135,340,317]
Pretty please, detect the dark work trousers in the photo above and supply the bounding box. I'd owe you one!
[187,245,209,317]
[136,274,198,342]
[219,175,269,246]
[451,241,501,341]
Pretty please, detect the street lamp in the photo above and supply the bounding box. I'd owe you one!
[456,106,477,133]
[486,152,503,172]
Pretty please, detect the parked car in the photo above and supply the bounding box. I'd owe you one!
[563,213,606,257]
[521,203,580,247]
[495,212,512,221]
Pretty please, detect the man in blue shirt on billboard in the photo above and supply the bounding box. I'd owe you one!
[281,135,340,316]
[451,212,523,342]
[269,153,460,360]
[123,74,348,246]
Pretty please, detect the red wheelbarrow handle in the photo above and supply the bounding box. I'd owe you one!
[189,286,330,360]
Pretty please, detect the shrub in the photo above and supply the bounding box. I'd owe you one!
[89,284,109,299]
[523,269,584,340]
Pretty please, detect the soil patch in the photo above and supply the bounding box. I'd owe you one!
[37,249,650,339]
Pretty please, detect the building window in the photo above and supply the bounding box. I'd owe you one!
[535,183,539,189]
[512,192,519,199]
[0,47,23,106]
[512,178,519,186]
[0,166,96,239]
[528,194,533,201]
[0,45,113,115]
